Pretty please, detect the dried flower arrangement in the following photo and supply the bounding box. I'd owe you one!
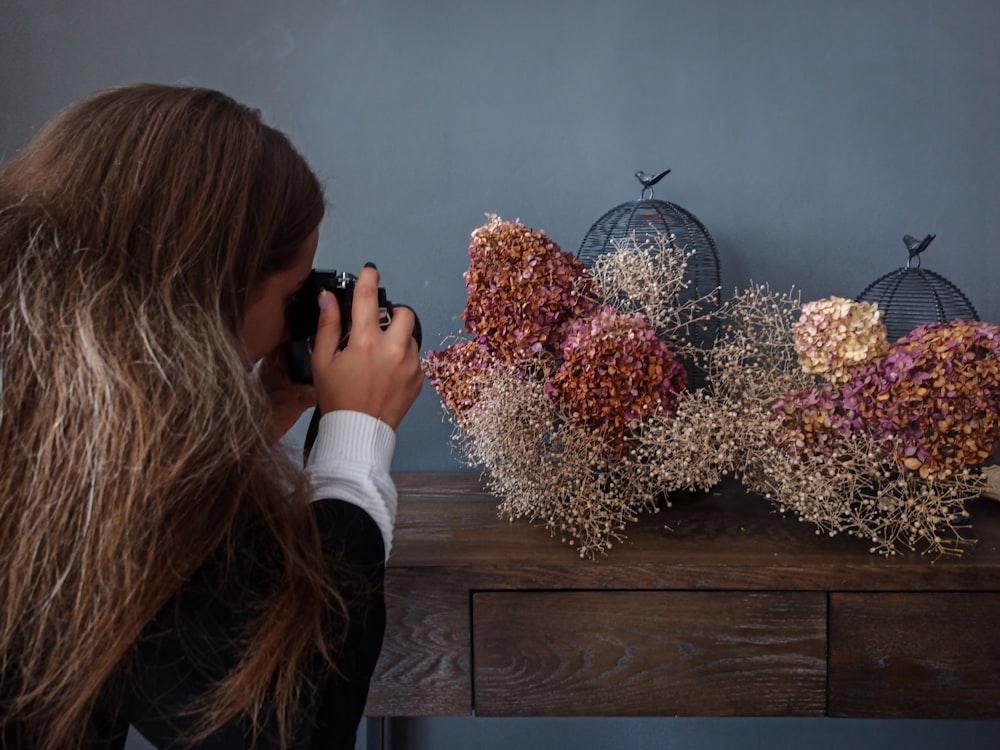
[424,215,999,558]
[423,215,699,556]
[669,294,999,557]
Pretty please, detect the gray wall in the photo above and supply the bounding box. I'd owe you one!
[3,0,998,474]
[2,1,999,748]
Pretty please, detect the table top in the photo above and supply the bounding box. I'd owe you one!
[388,472,1000,591]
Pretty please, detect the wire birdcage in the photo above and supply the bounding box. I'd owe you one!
[856,233,979,343]
[577,169,721,390]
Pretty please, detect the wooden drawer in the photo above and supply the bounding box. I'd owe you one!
[829,592,1000,718]
[472,591,827,716]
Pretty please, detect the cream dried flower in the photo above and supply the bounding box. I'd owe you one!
[793,297,888,384]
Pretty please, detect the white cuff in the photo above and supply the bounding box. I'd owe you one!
[306,411,398,559]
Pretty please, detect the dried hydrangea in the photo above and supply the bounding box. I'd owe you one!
[636,284,985,558]
[544,306,687,454]
[428,218,693,554]
[463,215,596,363]
[422,337,497,417]
[770,383,858,460]
[841,320,1000,480]
[793,297,888,384]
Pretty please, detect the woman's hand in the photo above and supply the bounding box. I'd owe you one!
[310,265,423,430]
[258,347,318,441]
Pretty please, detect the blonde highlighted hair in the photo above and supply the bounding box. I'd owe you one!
[0,84,337,748]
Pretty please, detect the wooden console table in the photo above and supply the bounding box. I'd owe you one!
[365,473,1000,720]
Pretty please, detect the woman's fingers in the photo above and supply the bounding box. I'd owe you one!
[348,265,382,335]
[309,285,344,372]
[310,265,423,428]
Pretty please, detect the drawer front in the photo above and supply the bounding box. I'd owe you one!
[830,592,1000,718]
[473,591,826,716]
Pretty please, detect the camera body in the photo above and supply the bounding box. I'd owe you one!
[286,269,421,384]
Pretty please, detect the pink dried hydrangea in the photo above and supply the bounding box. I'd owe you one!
[770,383,858,460]
[463,215,597,363]
[422,338,497,416]
[544,306,687,454]
[841,320,1000,479]
[793,297,888,384]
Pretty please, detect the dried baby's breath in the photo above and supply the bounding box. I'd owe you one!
[424,217,693,555]
[590,232,720,364]
[616,285,990,557]
[453,371,650,557]
[741,431,983,557]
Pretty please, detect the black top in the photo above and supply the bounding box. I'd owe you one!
[89,498,386,750]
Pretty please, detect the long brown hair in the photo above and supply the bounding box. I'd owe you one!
[0,84,335,747]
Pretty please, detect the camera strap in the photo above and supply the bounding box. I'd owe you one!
[302,407,322,466]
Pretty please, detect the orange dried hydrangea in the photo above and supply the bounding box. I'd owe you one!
[770,383,858,460]
[544,306,687,454]
[841,320,1000,479]
[422,338,496,416]
[463,215,596,363]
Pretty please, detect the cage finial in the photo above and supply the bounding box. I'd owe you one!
[903,233,935,269]
[634,169,671,198]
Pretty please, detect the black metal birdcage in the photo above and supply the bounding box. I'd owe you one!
[855,233,979,343]
[577,169,721,390]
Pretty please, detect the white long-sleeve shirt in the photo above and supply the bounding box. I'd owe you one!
[305,410,397,559]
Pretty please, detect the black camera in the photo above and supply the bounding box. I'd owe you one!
[286,269,421,384]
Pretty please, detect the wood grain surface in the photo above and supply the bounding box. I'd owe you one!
[829,592,1000,718]
[364,473,1000,718]
[473,591,826,716]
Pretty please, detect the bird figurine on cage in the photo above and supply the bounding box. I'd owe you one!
[903,233,935,261]
[634,169,672,191]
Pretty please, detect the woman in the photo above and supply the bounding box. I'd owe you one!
[0,84,422,748]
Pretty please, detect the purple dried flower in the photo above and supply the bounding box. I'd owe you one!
[463,215,597,363]
[422,338,498,416]
[841,320,1000,479]
[544,306,687,454]
[770,383,857,459]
